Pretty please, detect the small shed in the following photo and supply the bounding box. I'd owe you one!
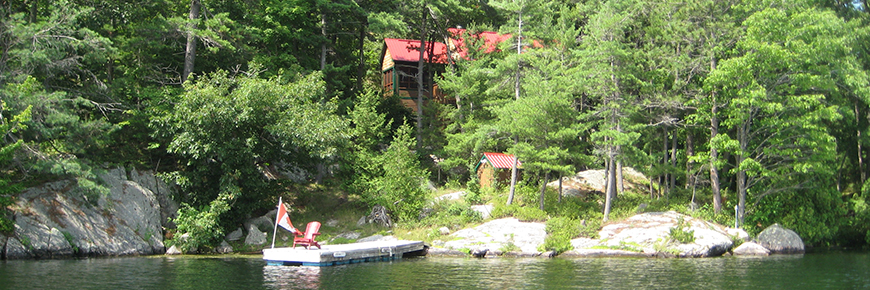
[474,152,522,189]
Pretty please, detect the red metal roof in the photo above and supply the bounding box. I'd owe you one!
[383,29,542,65]
[384,38,450,64]
[446,28,543,59]
[481,152,521,169]
[447,28,513,57]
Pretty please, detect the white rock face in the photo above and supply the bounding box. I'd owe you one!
[568,211,733,258]
[6,167,175,259]
[548,168,647,195]
[445,218,546,254]
[165,245,183,255]
[733,242,770,256]
[470,204,494,219]
[434,191,465,202]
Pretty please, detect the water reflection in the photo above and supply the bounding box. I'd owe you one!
[263,265,321,289]
[1,252,867,289]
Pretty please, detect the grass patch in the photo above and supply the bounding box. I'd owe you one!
[591,241,644,252]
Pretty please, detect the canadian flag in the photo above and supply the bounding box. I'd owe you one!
[275,197,299,234]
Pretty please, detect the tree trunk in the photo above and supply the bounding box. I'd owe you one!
[515,10,522,101]
[686,132,694,189]
[710,57,722,214]
[668,128,677,192]
[29,0,38,23]
[539,172,549,211]
[662,127,669,195]
[603,149,616,221]
[617,158,624,194]
[356,20,366,93]
[558,175,563,203]
[507,10,523,203]
[182,0,201,83]
[616,122,623,194]
[507,154,519,205]
[321,13,327,72]
[736,119,749,228]
[857,102,865,185]
[416,13,427,148]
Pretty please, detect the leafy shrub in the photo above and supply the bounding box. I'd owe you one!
[491,204,547,222]
[540,217,581,253]
[668,216,695,244]
[746,185,843,246]
[0,195,14,234]
[173,188,236,252]
[463,178,481,204]
[361,123,430,222]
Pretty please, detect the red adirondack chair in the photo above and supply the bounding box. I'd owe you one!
[293,221,322,249]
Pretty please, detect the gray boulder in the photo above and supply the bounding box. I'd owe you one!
[215,241,233,254]
[334,232,361,240]
[245,224,267,245]
[439,227,450,235]
[6,237,32,259]
[245,216,274,233]
[471,248,488,258]
[756,224,805,254]
[226,228,244,241]
[733,242,770,256]
[471,204,494,219]
[165,245,182,255]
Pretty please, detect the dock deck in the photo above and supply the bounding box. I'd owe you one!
[263,240,426,266]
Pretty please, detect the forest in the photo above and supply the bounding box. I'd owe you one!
[2,0,870,251]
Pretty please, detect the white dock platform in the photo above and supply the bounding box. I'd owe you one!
[263,240,426,266]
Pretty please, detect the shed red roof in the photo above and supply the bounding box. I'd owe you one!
[383,29,542,66]
[480,152,521,169]
[446,28,513,57]
[383,38,450,64]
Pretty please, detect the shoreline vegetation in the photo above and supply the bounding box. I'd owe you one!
[3,0,870,260]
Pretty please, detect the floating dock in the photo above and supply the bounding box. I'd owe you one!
[263,240,427,266]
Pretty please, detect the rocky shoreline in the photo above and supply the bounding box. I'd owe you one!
[1,168,804,260]
[1,167,177,259]
[425,212,804,259]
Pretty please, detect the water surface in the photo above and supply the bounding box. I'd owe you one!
[0,251,867,289]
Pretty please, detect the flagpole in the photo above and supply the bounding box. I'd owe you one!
[271,197,281,249]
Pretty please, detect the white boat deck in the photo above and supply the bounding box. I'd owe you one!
[263,240,426,266]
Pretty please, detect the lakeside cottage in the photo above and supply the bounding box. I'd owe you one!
[474,152,522,189]
[379,28,518,112]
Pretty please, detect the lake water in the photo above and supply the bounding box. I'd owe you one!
[0,251,867,289]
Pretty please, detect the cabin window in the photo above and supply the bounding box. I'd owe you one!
[383,69,394,94]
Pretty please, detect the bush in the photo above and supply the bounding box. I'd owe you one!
[0,195,14,234]
[668,216,695,244]
[540,217,581,253]
[491,204,547,222]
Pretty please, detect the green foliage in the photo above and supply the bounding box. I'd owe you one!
[591,241,644,252]
[500,240,521,253]
[539,217,581,253]
[330,237,357,245]
[745,183,844,245]
[61,231,79,253]
[491,204,548,222]
[153,69,348,240]
[172,187,236,253]
[360,122,430,222]
[668,217,695,244]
